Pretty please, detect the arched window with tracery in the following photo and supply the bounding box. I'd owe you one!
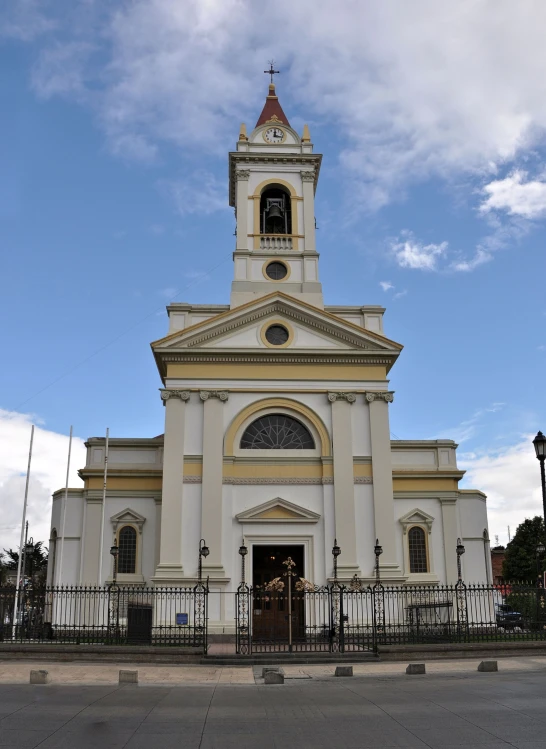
[240,414,315,450]
[260,187,292,234]
[118,526,137,574]
[408,526,428,573]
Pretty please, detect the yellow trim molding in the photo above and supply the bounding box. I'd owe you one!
[260,319,295,348]
[224,397,331,457]
[166,362,387,380]
[393,477,459,492]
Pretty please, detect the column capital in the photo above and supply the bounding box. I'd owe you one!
[300,170,316,182]
[327,392,356,403]
[235,169,251,181]
[200,390,229,402]
[160,389,191,403]
[365,391,394,403]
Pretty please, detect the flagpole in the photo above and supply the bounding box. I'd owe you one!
[97,427,109,585]
[58,426,73,586]
[12,424,34,639]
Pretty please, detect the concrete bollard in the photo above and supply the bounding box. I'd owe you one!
[478,660,498,672]
[264,671,284,684]
[335,666,353,677]
[262,667,283,678]
[406,663,426,675]
[119,670,138,684]
[30,670,50,685]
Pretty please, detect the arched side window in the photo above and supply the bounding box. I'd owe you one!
[118,526,137,574]
[408,526,428,574]
[240,414,315,450]
[260,187,292,234]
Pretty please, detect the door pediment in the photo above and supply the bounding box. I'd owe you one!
[236,498,320,523]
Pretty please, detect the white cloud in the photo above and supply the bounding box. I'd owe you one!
[31,41,94,99]
[391,235,448,271]
[461,435,541,548]
[14,1,546,205]
[160,170,228,216]
[450,247,492,272]
[0,0,56,41]
[379,281,394,292]
[480,170,546,218]
[0,410,85,552]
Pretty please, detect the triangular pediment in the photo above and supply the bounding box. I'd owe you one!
[236,497,320,523]
[110,508,146,531]
[152,292,402,354]
[399,508,434,533]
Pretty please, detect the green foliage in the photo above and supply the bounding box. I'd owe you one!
[503,517,545,583]
[1,541,48,583]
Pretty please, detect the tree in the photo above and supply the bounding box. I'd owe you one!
[502,516,545,582]
[2,542,48,584]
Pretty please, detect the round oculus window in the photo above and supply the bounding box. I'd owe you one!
[265,261,288,280]
[265,324,289,346]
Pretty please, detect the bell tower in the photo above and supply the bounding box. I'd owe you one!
[229,81,323,309]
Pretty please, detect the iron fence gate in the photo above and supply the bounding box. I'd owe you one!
[235,582,546,655]
[0,584,208,652]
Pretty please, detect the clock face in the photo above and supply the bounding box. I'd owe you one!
[263,127,285,144]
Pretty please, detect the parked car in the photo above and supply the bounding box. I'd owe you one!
[495,603,524,628]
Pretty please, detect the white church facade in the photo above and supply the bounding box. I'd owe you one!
[48,83,492,629]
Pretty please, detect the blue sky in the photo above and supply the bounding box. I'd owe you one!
[1,0,545,550]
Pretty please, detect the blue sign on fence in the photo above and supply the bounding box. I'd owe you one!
[176,613,189,626]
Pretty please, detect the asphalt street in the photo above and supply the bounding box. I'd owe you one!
[1,669,546,748]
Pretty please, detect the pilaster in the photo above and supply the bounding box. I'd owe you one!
[301,170,316,251]
[199,390,229,581]
[153,389,190,583]
[440,496,460,584]
[366,391,405,580]
[235,169,250,250]
[328,392,360,579]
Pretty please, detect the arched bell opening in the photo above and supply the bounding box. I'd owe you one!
[260,186,292,234]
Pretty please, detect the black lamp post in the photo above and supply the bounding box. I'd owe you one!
[238,540,248,586]
[332,539,341,584]
[109,541,119,584]
[374,539,383,584]
[24,536,34,582]
[198,539,209,583]
[456,538,465,582]
[533,431,546,545]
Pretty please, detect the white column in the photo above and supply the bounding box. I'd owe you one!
[440,497,460,584]
[235,170,250,250]
[153,389,190,582]
[367,392,404,579]
[329,392,360,579]
[301,171,316,251]
[199,390,229,581]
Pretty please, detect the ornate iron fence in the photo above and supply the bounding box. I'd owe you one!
[235,582,546,655]
[0,584,208,652]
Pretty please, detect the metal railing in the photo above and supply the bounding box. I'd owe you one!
[0,584,208,652]
[235,582,546,655]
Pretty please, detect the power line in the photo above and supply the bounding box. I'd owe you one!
[12,258,229,412]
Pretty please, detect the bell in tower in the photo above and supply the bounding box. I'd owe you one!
[261,188,291,234]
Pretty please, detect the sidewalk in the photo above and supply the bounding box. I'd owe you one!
[2,655,546,685]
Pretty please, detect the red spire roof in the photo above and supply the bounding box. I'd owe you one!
[256,83,291,128]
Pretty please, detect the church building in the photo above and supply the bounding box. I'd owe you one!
[48,82,492,628]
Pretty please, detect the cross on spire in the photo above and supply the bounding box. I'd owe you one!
[264,61,280,84]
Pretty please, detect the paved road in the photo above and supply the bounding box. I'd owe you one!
[2,670,546,748]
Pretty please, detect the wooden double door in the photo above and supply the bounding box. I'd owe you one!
[252,545,305,642]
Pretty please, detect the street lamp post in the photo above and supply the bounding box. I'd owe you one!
[198,539,209,584]
[238,541,248,586]
[109,540,120,642]
[533,431,546,545]
[332,539,341,586]
[374,539,383,584]
[109,541,119,584]
[456,538,465,582]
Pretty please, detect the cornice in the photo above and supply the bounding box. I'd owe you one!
[392,470,466,479]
